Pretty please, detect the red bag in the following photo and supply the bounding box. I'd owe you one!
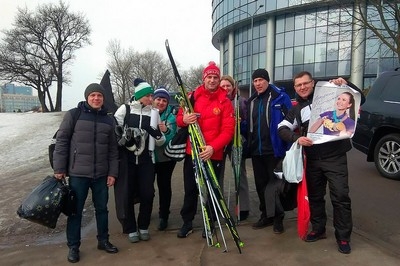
[297,156,310,240]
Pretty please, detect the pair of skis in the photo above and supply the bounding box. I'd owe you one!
[165,39,243,253]
[231,85,243,224]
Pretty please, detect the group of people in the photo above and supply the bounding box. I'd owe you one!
[53,62,364,263]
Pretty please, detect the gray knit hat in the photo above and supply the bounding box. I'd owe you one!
[84,83,105,100]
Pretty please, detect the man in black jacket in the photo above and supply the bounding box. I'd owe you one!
[54,83,119,263]
[278,72,365,254]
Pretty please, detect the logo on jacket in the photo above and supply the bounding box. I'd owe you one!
[213,107,221,115]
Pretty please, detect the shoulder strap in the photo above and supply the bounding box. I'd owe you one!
[62,108,81,135]
[190,90,195,107]
[124,104,130,126]
[53,108,81,139]
[70,108,81,130]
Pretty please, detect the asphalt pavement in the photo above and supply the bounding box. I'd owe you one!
[1,161,400,266]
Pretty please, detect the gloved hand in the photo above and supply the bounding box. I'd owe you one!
[115,125,126,146]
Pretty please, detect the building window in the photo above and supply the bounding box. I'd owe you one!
[276,49,284,67]
[304,45,315,63]
[294,46,304,64]
[294,29,305,46]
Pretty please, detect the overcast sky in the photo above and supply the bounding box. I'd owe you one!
[1,0,219,110]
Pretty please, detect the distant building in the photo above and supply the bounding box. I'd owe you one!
[0,84,40,112]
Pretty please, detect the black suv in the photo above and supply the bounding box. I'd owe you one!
[352,68,400,180]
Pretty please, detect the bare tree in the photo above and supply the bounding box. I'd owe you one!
[105,40,206,104]
[352,0,400,63]
[181,65,204,91]
[313,0,399,63]
[131,50,176,91]
[0,1,91,111]
[0,36,55,112]
[106,40,135,105]
[106,42,177,104]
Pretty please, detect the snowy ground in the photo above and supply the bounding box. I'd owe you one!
[0,112,62,177]
[0,112,94,247]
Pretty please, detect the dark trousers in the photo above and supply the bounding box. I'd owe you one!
[67,176,109,248]
[251,155,281,219]
[124,161,155,233]
[155,160,177,220]
[306,153,353,241]
[180,154,222,224]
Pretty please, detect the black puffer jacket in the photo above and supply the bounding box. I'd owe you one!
[53,101,119,178]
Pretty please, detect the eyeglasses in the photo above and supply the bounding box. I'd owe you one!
[294,80,313,88]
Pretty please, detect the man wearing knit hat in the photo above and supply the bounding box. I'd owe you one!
[53,82,119,262]
[114,78,165,243]
[176,61,235,239]
[252,68,270,83]
[246,68,292,234]
[84,83,106,100]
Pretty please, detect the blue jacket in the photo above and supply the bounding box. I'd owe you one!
[247,84,292,158]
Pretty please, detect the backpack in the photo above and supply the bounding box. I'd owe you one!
[49,108,81,169]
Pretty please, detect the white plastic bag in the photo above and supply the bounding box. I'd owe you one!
[283,140,303,183]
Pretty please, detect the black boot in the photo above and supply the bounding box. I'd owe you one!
[97,240,118,253]
[67,247,80,263]
[158,218,168,231]
[177,221,193,238]
[273,215,284,234]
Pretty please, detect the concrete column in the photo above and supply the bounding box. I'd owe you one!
[219,41,224,72]
[350,2,366,89]
[228,32,235,76]
[265,16,276,82]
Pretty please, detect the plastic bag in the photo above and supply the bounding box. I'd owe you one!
[283,140,303,183]
[60,179,77,217]
[17,176,66,229]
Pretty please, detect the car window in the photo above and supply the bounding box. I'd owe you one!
[381,74,400,102]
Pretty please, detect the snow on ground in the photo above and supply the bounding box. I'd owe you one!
[0,112,64,177]
[0,112,68,246]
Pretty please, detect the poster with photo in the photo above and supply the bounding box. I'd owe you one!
[307,81,362,144]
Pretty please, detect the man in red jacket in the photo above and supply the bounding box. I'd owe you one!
[176,62,235,238]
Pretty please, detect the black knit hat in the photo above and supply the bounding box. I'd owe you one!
[252,69,270,82]
[84,83,105,100]
[133,78,145,87]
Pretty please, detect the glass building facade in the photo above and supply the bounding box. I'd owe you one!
[211,0,398,97]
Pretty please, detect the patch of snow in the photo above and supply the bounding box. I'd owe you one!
[0,112,65,177]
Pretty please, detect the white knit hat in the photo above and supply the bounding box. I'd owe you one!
[133,79,153,100]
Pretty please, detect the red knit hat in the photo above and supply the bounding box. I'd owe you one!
[202,61,220,80]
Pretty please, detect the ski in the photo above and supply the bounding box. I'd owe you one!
[165,39,243,253]
[231,81,242,224]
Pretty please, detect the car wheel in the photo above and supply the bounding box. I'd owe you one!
[373,133,400,180]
